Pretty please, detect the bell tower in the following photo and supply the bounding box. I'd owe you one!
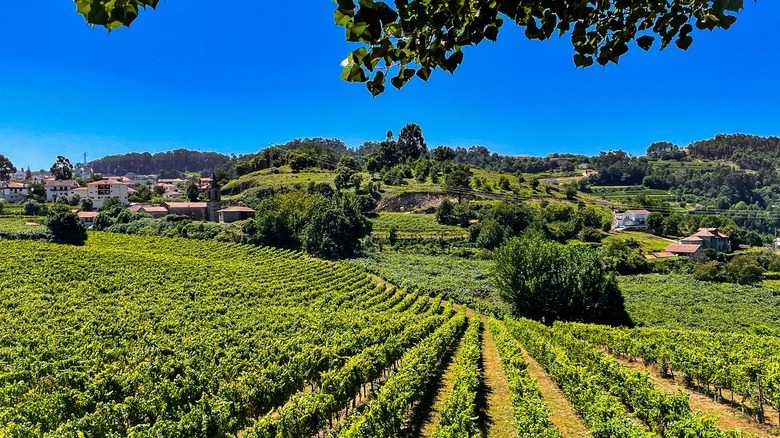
[206,173,221,222]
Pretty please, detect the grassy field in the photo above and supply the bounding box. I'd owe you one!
[0,216,45,233]
[369,212,468,238]
[602,230,673,253]
[619,274,780,332]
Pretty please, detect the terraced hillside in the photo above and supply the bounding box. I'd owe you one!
[1,233,778,437]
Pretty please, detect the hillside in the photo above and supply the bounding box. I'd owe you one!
[2,232,779,436]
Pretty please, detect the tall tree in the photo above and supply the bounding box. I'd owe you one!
[50,156,74,180]
[397,123,428,161]
[73,1,749,96]
[0,154,16,181]
[443,167,472,202]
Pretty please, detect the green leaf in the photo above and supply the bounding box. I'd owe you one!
[573,54,594,67]
[675,35,693,50]
[636,35,655,51]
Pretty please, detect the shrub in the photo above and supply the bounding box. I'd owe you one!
[45,204,87,245]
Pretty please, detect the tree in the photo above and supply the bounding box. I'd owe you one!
[23,200,44,216]
[45,204,87,245]
[431,146,456,162]
[334,156,359,190]
[493,234,631,325]
[0,154,16,181]
[397,123,428,161]
[80,197,94,212]
[76,1,749,97]
[50,156,73,180]
[25,168,32,181]
[646,212,664,234]
[185,180,200,202]
[444,167,472,202]
[303,193,371,259]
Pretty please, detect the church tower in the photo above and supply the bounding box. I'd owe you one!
[205,173,222,222]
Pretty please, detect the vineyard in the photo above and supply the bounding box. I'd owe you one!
[1,233,779,437]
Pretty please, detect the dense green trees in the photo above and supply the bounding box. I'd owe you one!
[303,194,372,259]
[493,234,631,325]
[91,149,230,175]
[45,204,87,245]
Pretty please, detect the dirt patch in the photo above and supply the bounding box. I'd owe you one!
[479,316,518,438]
[376,192,452,213]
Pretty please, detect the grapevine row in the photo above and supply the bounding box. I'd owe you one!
[335,310,469,437]
[243,303,453,437]
[562,322,780,424]
[431,316,482,438]
[489,319,561,438]
[507,318,742,438]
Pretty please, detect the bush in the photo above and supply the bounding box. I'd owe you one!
[23,200,43,216]
[493,235,632,325]
[45,204,87,245]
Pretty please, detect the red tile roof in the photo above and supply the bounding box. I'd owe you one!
[666,244,702,254]
[626,209,651,215]
[166,202,208,209]
[77,211,99,218]
[218,206,255,213]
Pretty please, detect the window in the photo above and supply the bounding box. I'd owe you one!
[97,185,111,196]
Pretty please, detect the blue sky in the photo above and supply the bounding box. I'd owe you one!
[1,1,778,170]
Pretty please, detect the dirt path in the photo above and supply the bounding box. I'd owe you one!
[479,317,518,438]
[610,354,779,437]
[402,330,465,437]
[413,332,466,437]
[517,343,591,437]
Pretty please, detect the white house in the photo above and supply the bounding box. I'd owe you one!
[614,209,651,229]
[13,169,26,180]
[0,182,28,203]
[45,180,80,201]
[775,237,780,249]
[87,180,129,208]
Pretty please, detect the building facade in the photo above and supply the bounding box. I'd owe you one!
[0,182,28,203]
[45,180,79,201]
[87,180,129,209]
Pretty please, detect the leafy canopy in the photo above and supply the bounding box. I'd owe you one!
[73,1,750,96]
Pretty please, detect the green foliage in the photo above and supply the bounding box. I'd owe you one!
[565,321,780,426]
[493,235,630,325]
[22,200,44,216]
[337,311,467,437]
[0,233,432,435]
[397,123,428,161]
[693,254,766,285]
[50,155,73,181]
[334,0,746,95]
[185,180,200,202]
[44,204,87,245]
[0,154,16,181]
[511,318,739,438]
[303,193,372,259]
[619,275,780,332]
[79,196,94,211]
[444,167,472,202]
[490,320,561,438]
[432,318,482,438]
[599,239,648,274]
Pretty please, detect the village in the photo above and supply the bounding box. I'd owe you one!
[0,169,256,228]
